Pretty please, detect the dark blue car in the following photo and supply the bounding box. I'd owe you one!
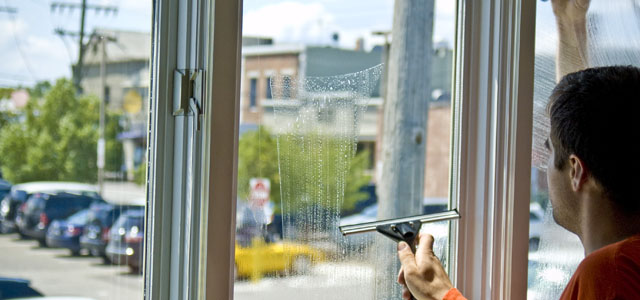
[46,208,91,256]
[17,192,104,247]
[0,277,43,299]
[1,182,99,234]
[81,203,141,262]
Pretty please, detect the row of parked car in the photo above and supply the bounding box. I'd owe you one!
[0,181,145,273]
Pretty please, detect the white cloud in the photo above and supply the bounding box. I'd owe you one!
[0,18,27,46]
[243,2,337,44]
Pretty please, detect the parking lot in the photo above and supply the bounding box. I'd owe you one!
[0,234,143,299]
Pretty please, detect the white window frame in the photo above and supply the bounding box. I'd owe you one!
[450,0,535,299]
[143,0,538,299]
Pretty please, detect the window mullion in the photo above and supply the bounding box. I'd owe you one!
[453,0,535,299]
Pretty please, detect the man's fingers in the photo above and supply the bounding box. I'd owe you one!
[417,233,435,257]
[397,267,406,285]
[397,241,417,272]
[402,286,412,300]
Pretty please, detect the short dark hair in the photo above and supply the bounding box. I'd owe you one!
[548,65,640,211]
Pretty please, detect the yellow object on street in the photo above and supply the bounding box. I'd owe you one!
[235,237,325,282]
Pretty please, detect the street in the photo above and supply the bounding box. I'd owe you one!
[1,232,380,300]
[0,234,143,299]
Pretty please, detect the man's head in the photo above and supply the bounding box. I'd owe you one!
[546,65,640,231]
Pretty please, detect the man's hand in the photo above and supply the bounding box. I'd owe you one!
[397,233,453,300]
[551,0,591,80]
[551,0,590,22]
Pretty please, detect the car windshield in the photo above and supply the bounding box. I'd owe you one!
[46,196,94,218]
[113,211,144,230]
[24,196,45,214]
[66,209,90,224]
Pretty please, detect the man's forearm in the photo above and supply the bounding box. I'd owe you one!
[556,17,588,81]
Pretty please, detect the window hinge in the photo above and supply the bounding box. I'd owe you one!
[173,69,204,131]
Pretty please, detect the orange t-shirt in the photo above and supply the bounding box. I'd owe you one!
[443,288,466,300]
[559,234,640,300]
[442,234,640,300]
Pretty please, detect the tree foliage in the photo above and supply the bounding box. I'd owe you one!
[237,126,371,214]
[0,79,100,183]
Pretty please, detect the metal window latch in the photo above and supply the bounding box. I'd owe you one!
[339,209,461,253]
[174,69,205,130]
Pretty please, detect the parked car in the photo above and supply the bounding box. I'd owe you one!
[0,277,43,299]
[105,208,145,273]
[0,182,99,234]
[0,277,95,300]
[81,204,142,262]
[529,202,545,252]
[0,179,10,206]
[235,239,325,281]
[46,209,91,256]
[16,192,104,247]
[0,180,11,230]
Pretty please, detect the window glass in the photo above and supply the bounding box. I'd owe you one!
[236,1,457,299]
[250,78,258,108]
[528,0,640,298]
[266,77,273,99]
[0,1,151,299]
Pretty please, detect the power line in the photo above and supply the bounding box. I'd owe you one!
[1,1,39,82]
[51,1,118,93]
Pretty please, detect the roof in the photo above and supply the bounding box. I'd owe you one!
[11,182,98,194]
[304,46,382,77]
[82,28,151,65]
[242,44,305,57]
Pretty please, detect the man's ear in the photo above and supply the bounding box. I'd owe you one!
[568,154,588,191]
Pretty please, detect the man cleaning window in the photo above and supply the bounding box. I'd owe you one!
[396,0,640,299]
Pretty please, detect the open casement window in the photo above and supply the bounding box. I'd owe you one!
[145,0,539,299]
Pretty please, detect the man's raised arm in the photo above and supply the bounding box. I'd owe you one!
[551,0,591,81]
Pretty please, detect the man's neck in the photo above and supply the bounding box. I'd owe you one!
[580,198,640,255]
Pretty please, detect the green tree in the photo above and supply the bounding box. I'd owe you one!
[237,127,371,214]
[237,127,281,207]
[0,78,99,183]
[105,113,124,173]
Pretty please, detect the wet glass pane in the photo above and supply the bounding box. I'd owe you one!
[528,1,640,298]
[235,1,456,299]
[0,1,151,299]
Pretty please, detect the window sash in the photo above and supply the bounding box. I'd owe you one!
[145,0,538,299]
[451,0,535,299]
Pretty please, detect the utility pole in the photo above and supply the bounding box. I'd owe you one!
[377,0,434,298]
[76,0,87,93]
[97,35,107,196]
[0,7,17,14]
[372,30,391,181]
[96,33,116,196]
[51,1,117,93]
[53,30,116,196]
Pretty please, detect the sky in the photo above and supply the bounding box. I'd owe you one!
[0,0,565,88]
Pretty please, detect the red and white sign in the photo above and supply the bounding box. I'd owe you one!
[249,178,270,207]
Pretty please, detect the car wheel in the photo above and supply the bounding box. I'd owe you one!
[70,249,81,256]
[38,239,47,247]
[529,237,540,252]
[291,256,312,275]
[102,255,112,265]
